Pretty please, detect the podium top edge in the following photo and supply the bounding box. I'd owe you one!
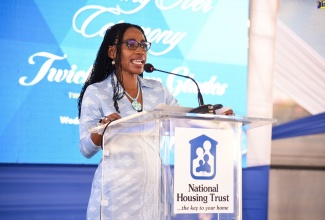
[89,110,276,133]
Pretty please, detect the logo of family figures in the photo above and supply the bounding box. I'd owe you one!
[318,0,325,8]
[190,135,217,180]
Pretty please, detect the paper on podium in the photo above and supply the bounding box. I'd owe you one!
[153,104,192,113]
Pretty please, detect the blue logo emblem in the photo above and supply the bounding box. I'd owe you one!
[189,134,218,180]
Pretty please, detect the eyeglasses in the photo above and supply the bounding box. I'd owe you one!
[120,39,151,51]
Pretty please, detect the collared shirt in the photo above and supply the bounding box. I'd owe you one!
[79,73,179,159]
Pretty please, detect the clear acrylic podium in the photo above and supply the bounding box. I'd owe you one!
[91,110,275,220]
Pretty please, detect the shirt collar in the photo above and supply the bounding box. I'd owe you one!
[138,75,153,88]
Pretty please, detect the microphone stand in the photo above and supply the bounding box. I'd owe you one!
[151,67,205,107]
[144,64,223,114]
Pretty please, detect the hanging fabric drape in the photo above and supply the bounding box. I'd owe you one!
[272,112,325,140]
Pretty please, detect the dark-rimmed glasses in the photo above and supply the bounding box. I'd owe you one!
[120,39,151,51]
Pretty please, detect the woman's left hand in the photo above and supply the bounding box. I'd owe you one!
[222,109,235,116]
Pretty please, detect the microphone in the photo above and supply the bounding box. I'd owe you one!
[144,63,224,114]
[144,63,205,106]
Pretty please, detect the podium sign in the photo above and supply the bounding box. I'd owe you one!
[174,127,235,214]
[90,110,275,219]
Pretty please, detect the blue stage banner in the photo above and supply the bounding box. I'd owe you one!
[0,0,249,164]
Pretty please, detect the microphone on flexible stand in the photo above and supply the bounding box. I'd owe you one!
[144,63,223,114]
[144,63,204,106]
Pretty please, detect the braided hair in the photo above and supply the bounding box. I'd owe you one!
[77,23,147,118]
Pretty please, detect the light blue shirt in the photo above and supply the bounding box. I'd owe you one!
[79,74,179,159]
[79,73,178,219]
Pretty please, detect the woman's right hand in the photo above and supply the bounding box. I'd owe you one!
[99,113,122,124]
[92,113,122,146]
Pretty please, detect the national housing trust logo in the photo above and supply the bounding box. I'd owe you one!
[174,127,234,214]
[190,135,218,180]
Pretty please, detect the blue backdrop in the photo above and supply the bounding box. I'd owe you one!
[0,0,249,165]
[0,1,258,220]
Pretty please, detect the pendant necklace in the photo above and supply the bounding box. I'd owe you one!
[124,81,142,111]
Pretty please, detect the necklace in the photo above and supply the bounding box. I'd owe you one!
[124,81,142,111]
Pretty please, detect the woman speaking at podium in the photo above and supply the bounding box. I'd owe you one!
[77,23,179,219]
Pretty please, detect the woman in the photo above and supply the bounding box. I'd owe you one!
[78,23,178,219]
